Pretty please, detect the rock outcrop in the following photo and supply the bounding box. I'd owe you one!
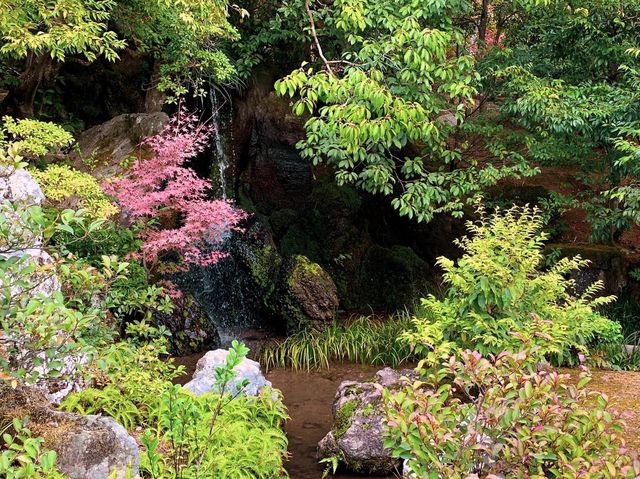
[0,384,139,479]
[183,348,271,397]
[152,295,220,356]
[278,255,339,331]
[175,217,340,336]
[317,368,415,475]
[74,112,169,177]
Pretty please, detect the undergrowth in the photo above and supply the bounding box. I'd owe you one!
[260,314,417,371]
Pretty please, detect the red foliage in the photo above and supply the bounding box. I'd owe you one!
[104,109,247,267]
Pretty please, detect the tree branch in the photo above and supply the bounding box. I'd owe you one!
[304,0,334,76]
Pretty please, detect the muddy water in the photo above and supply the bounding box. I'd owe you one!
[174,354,397,479]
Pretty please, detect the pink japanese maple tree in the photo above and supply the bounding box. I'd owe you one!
[104,109,247,271]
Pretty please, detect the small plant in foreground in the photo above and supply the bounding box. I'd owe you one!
[383,348,640,479]
[0,417,67,478]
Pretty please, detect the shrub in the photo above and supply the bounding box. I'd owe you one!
[260,314,416,370]
[406,205,623,366]
[0,417,68,479]
[383,348,640,479]
[31,164,117,220]
[64,340,290,479]
[0,117,73,157]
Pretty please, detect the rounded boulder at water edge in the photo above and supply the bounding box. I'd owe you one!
[183,348,272,396]
[317,367,416,475]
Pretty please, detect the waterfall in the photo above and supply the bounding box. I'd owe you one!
[173,219,281,347]
[208,86,232,199]
[175,88,279,346]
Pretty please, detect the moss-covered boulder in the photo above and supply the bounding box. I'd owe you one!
[278,255,339,332]
[0,383,139,479]
[317,368,415,475]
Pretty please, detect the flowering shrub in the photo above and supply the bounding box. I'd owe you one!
[405,204,622,367]
[104,110,247,270]
[383,349,640,479]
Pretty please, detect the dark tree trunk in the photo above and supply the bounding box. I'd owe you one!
[5,54,56,118]
[145,60,166,113]
[478,0,492,44]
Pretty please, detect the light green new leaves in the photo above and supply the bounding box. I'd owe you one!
[276,0,533,222]
[0,0,125,62]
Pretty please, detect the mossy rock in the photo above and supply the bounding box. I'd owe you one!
[278,255,339,332]
[317,368,413,475]
[0,384,139,479]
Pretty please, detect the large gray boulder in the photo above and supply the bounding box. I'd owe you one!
[0,166,46,205]
[183,349,271,396]
[0,384,139,479]
[74,112,169,177]
[317,368,415,475]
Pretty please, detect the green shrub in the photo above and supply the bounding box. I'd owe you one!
[64,340,290,479]
[383,348,640,478]
[260,314,416,370]
[406,205,623,367]
[31,164,118,220]
[0,417,68,478]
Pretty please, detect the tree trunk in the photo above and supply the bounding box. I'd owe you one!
[144,60,166,113]
[478,0,492,44]
[5,54,56,118]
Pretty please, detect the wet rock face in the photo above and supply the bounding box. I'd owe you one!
[152,295,220,356]
[0,384,139,479]
[317,368,415,475]
[183,349,271,396]
[241,92,311,213]
[175,217,339,336]
[174,218,283,337]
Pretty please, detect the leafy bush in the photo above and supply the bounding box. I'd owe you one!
[0,117,73,157]
[61,331,181,429]
[64,340,290,479]
[103,109,247,273]
[0,417,67,479]
[260,314,416,370]
[31,164,117,220]
[406,205,623,366]
[383,348,640,479]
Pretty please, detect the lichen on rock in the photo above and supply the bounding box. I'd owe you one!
[317,367,417,475]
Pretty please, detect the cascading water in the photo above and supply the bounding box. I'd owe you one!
[208,86,231,199]
[176,87,281,346]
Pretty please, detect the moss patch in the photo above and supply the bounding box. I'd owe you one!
[334,399,359,440]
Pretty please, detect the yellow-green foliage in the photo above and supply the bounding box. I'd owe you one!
[31,164,117,219]
[1,116,73,157]
[405,204,623,367]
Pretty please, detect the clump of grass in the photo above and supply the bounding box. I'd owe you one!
[260,313,415,371]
